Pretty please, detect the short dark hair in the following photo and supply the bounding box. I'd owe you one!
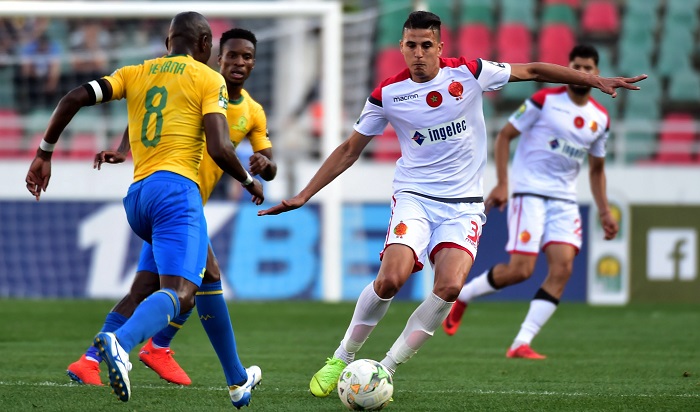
[569,44,599,66]
[219,28,257,54]
[403,11,441,39]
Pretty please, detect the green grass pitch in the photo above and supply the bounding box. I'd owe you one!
[0,300,697,411]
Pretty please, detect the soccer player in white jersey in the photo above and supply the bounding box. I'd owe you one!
[443,45,619,360]
[259,12,644,397]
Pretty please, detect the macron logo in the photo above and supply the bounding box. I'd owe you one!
[393,93,419,103]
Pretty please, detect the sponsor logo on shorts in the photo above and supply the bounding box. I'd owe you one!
[393,93,419,103]
[393,221,408,238]
[410,116,470,147]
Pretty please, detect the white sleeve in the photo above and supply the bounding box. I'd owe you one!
[508,98,541,133]
[353,98,388,137]
[476,59,511,91]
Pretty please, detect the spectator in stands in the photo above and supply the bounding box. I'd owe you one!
[14,33,62,112]
[69,21,110,86]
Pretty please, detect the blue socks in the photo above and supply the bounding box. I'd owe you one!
[152,309,193,348]
[114,288,180,353]
[196,281,247,386]
[86,312,128,362]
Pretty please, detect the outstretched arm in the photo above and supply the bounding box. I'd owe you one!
[589,155,618,240]
[26,82,112,200]
[509,63,647,98]
[258,130,372,216]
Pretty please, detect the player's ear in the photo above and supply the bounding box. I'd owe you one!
[164,36,169,52]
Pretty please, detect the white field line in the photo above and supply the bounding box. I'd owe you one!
[0,381,697,398]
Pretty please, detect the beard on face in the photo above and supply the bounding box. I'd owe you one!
[569,84,591,96]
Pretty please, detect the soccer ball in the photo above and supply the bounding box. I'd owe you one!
[337,359,394,411]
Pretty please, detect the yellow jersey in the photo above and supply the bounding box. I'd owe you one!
[104,54,228,184]
[198,89,271,204]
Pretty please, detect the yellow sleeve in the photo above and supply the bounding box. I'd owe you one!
[103,66,136,101]
[202,70,229,116]
[248,101,272,152]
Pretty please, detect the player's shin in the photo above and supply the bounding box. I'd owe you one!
[335,281,392,363]
[151,309,192,348]
[114,289,180,353]
[196,280,247,386]
[382,293,452,374]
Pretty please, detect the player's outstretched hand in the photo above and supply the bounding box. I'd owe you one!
[485,183,508,214]
[597,74,647,98]
[25,154,51,201]
[94,150,127,170]
[249,152,271,176]
[600,211,619,240]
[258,195,306,216]
[244,179,265,205]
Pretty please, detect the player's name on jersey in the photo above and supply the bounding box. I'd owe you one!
[148,61,187,76]
[411,117,471,146]
[548,137,586,161]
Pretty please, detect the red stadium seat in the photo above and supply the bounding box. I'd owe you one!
[0,109,23,158]
[655,113,695,163]
[496,23,532,63]
[68,133,99,159]
[543,0,581,8]
[374,47,406,86]
[581,1,620,36]
[457,23,492,61]
[538,24,575,66]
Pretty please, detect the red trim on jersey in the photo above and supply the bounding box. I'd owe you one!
[507,250,539,256]
[542,241,580,255]
[440,56,480,76]
[370,68,412,102]
[588,97,611,130]
[429,242,475,264]
[530,86,568,108]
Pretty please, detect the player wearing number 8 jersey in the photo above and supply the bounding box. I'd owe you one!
[258,12,644,398]
[25,12,264,405]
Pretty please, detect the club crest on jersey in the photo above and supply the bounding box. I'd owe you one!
[410,116,470,147]
[589,120,598,132]
[426,91,442,107]
[448,81,464,100]
[393,221,408,238]
[574,116,584,128]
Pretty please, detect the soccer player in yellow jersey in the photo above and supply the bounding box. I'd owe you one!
[66,28,275,399]
[25,13,264,406]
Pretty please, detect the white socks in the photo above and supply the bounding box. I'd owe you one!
[511,299,558,349]
[457,269,498,303]
[381,293,452,373]
[334,282,392,364]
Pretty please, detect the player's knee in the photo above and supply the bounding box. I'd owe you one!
[508,265,534,283]
[374,275,403,298]
[176,291,196,314]
[202,269,221,283]
[550,261,573,280]
[433,282,462,301]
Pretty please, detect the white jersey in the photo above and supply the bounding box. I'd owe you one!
[509,86,610,202]
[354,57,511,200]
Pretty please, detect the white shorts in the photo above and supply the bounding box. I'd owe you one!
[505,194,582,255]
[381,192,486,272]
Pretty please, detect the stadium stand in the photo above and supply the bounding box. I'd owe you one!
[653,113,696,164]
